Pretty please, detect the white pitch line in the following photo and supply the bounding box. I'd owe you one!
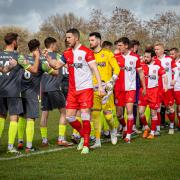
[0,139,111,161]
[0,146,75,161]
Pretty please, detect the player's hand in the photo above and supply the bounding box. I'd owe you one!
[98,85,106,97]
[33,49,40,59]
[164,87,168,93]
[9,58,17,67]
[105,80,114,92]
[170,80,176,86]
[142,87,146,96]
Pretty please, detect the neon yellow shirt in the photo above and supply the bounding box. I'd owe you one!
[93,48,120,85]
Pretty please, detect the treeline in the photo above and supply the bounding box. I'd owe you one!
[0,7,179,54]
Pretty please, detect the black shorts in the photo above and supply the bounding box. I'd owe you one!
[21,97,39,119]
[41,91,66,111]
[0,97,23,116]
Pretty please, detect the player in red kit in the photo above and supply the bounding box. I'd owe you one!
[138,49,168,139]
[114,37,146,143]
[45,28,104,154]
[154,42,177,135]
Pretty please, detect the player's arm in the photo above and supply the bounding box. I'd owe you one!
[2,58,17,73]
[137,68,146,96]
[171,66,178,86]
[109,53,120,79]
[136,58,146,95]
[41,61,59,76]
[158,66,168,92]
[18,50,40,73]
[88,61,105,96]
[106,53,120,91]
[45,53,65,70]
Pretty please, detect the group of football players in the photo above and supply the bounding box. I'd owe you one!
[0,28,179,154]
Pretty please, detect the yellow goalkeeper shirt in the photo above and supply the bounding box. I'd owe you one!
[93,48,120,85]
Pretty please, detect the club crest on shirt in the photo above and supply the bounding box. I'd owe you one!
[78,56,83,61]
[101,54,105,58]
[166,62,169,66]
[130,61,133,65]
[153,70,156,73]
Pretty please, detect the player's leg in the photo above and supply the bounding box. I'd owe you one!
[167,105,175,134]
[160,105,166,127]
[177,105,180,129]
[71,110,81,143]
[101,111,110,138]
[115,91,126,138]
[174,91,180,129]
[124,102,134,143]
[116,106,126,138]
[7,97,23,153]
[58,107,73,146]
[80,108,91,154]
[147,109,158,139]
[164,90,175,134]
[25,97,39,152]
[103,95,118,145]
[0,98,7,140]
[139,106,150,138]
[17,98,26,149]
[91,93,102,149]
[66,108,84,151]
[124,91,136,143]
[17,115,26,149]
[40,92,50,146]
[40,111,49,145]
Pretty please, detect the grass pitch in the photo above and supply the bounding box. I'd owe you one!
[0,110,180,180]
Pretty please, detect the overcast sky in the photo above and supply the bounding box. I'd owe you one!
[0,0,179,32]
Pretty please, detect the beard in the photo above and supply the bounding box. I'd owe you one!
[90,44,98,50]
[14,43,18,51]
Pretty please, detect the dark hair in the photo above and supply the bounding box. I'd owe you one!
[169,47,179,52]
[145,49,156,57]
[4,32,18,45]
[114,40,118,45]
[44,37,57,48]
[164,49,170,56]
[28,39,40,52]
[89,32,101,40]
[117,37,130,46]
[102,41,113,48]
[129,40,140,48]
[66,28,80,39]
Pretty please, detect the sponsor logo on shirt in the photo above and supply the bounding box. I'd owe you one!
[70,63,83,69]
[97,62,106,67]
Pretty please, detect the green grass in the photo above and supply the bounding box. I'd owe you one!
[0,110,180,180]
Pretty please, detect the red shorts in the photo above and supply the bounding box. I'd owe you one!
[114,90,136,107]
[66,88,93,109]
[159,89,175,106]
[174,91,180,105]
[138,87,159,110]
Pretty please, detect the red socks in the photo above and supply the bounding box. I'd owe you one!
[70,120,83,137]
[140,115,147,126]
[82,120,91,147]
[127,116,134,134]
[119,116,126,127]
